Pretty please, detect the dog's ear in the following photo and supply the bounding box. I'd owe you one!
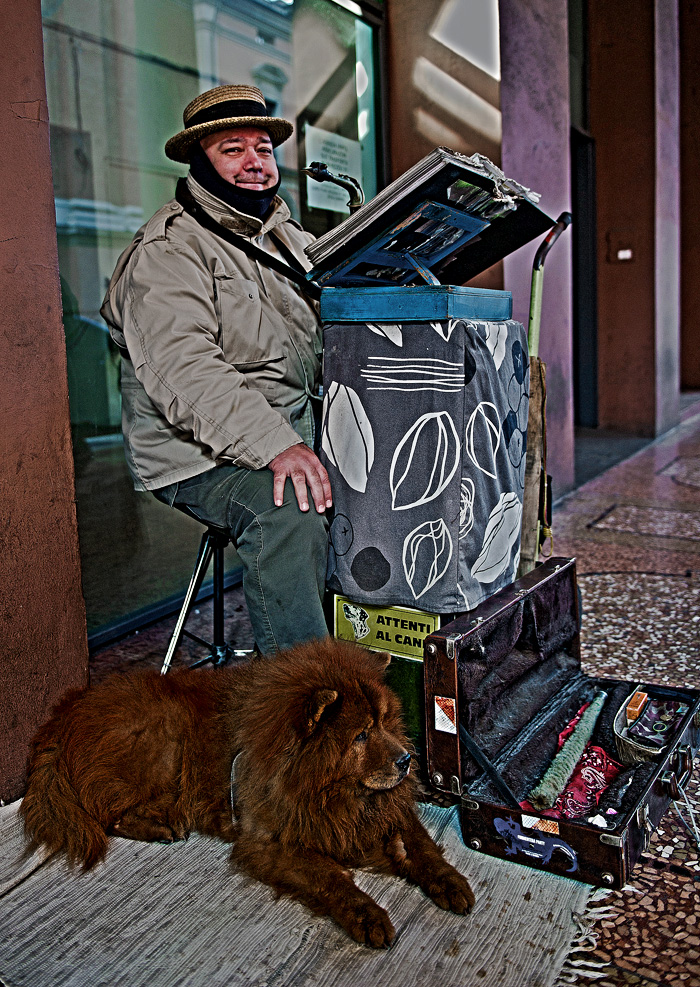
[375,651,392,670]
[306,689,339,733]
[367,651,392,675]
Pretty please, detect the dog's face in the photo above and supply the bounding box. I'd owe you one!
[342,602,370,641]
[300,650,411,793]
[237,640,415,817]
[347,717,411,791]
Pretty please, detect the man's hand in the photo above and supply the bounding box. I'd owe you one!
[268,444,333,513]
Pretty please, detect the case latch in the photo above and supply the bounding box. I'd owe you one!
[445,633,462,661]
[600,833,623,848]
[636,803,653,852]
[662,745,693,800]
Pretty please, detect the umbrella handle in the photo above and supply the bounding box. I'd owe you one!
[528,211,572,358]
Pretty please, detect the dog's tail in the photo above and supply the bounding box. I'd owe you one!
[21,709,109,870]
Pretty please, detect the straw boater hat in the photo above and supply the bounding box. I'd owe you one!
[165,84,294,162]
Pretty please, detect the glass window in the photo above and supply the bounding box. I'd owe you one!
[41,0,384,642]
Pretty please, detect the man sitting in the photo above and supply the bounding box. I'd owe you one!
[101,85,331,655]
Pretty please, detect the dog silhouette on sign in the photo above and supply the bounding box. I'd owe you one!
[343,602,371,640]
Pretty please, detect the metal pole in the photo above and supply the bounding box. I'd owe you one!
[161,532,213,674]
[527,212,572,359]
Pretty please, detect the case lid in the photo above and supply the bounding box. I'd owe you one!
[319,284,513,323]
[305,148,554,289]
[423,558,581,794]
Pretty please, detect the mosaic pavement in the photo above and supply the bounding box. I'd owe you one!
[553,408,700,987]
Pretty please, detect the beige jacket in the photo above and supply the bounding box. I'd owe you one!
[100,176,322,491]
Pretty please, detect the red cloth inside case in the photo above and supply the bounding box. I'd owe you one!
[521,702,623,820]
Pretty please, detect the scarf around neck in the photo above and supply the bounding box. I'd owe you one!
[188,144,281,221]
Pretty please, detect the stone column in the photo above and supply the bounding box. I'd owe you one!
[499,0,575,495]
[680,0,700,389]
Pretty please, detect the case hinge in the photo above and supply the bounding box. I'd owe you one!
[600,833,624,847]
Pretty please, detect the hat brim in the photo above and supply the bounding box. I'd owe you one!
[165,116,294,162]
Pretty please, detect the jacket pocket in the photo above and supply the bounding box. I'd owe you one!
[215,275,284,367]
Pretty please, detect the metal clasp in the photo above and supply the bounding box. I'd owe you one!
[636,803,653,852]
[445,633,461,661]
[600,833,623,847]
[662,745,694,800]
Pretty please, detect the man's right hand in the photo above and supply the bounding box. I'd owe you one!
[268,444,333,514]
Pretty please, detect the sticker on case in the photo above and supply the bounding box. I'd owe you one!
[434,696,457,734]
[522,813,560,836]
[493,817,578,873]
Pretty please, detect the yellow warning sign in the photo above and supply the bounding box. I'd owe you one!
[333,596,440,661]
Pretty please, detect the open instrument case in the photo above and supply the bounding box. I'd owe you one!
[423,556,700,888]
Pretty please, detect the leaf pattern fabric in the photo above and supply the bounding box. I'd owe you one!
[322,316,528,612]
[389,412,460,510]
[321,382,375,493]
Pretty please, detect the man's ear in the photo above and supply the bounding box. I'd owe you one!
[306,689,339,733]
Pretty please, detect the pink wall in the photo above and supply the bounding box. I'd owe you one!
[654,0,681,432]
[590,0,681,437]
[680,0,700,389]
[386,0,574,495]
[0,0,88,802]
[499,0,575,497]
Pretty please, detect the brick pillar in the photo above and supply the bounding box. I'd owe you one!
[499,0,575,496]
[0,0,89,802]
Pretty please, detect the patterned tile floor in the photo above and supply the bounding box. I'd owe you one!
[91,401,700,987]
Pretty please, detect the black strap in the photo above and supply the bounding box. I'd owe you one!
[175,179,321,300]
[459,723,522,810]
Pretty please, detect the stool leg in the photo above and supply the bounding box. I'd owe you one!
[161,531,214,675]
[212,537,226,648]
[207,536,232,666]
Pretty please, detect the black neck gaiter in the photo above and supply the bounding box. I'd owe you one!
[188,144,281,221]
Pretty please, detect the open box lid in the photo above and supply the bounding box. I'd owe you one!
[304,148,554,290]
[423,558,582,797]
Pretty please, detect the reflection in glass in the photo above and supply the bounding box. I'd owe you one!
[42,0,382,638]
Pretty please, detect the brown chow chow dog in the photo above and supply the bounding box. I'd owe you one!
[21,638,474,947]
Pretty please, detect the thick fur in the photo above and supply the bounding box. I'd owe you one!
[21,638,474,947]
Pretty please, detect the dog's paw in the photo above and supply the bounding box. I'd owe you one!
[110,817,189,844]
[344,901,396,949]
[169,822,191,842]
[425,869,475,914]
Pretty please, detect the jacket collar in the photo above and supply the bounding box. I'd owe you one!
[186,174,291,236]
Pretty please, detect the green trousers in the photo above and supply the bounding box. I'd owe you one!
[155,463,330,655]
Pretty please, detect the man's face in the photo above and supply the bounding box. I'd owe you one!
[199,126,279,190]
